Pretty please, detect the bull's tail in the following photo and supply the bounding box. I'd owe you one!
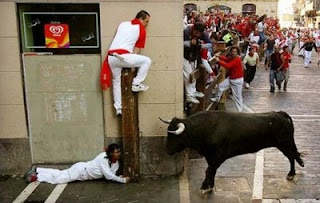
[278,111,305,167]
[296,151,306,167]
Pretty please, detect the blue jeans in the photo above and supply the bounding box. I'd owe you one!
[269,70,276,90]
[258,32,265,45]
[265,49,274,65]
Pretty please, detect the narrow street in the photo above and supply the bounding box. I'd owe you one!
[1,50,320,202]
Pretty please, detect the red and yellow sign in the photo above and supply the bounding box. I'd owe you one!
[44,24,70,48]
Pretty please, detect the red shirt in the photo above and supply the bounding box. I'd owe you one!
[218,56,244,79]
[282,51,291,69]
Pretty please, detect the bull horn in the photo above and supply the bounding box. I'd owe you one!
[159,117,171,124]
[167,123,185,135]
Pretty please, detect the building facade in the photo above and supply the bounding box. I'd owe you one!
[302,0,320,28]
[183,0,278,17]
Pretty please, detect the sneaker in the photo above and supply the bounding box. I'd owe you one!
[245,83,250,89]
[132,83,149,92]
[116,108,122,116]
[210,97,219,102]
[26,172,37,183]
[193,91,204,98]
[23,166,37,179]
[186,96,200,104]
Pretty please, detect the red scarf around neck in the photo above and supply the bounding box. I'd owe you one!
[131,18,146,49]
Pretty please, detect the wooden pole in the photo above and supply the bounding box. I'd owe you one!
[196,64,206,111]
[121,68,140,182]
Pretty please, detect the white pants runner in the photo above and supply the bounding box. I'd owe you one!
[37,162,89,184]
[183,59,197,97]
[304,50,312,67]
[215,77,244,112]
[109,54,151,110]
[298,41,304,56]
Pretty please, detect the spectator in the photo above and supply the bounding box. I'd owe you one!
[183,22,212,104]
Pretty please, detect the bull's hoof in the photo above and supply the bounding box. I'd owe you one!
[200,187,213,195]
[286,174,294,181]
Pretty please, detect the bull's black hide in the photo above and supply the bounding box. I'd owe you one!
[162,111,304,194]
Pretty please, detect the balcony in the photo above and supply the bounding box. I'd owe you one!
[305,1,313,11]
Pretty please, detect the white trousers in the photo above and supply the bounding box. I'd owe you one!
[201,58,213,74]
[37,162,88,184]
[304,50,312,67]
[215,77,244,112]
[298,42,304,56]
[109,54,151,110]
[183,59,197,97]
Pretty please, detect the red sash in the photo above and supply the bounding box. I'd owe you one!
[100,49,130,90]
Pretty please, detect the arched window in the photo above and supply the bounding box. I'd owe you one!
[242,4,256,16]
[208,5,231,14]
[184,3,197,13]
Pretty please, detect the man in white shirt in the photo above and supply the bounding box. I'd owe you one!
[24,143,130,184]
[243,47,259,88]
[101,10,151,116]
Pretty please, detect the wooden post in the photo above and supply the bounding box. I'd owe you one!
[121,68,140,182]
[216,41,227,110]
[196,65,206,111]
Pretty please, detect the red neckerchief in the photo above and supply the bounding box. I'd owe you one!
[131,18,146,48]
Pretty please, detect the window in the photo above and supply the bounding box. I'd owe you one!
[18,3,100,54]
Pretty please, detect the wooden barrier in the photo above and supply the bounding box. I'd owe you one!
[121,68,139,182]
[186,41,228,115]
[213,41,227,110]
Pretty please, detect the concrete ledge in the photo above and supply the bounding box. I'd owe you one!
[0,138,32,175]
[106,136,184,176]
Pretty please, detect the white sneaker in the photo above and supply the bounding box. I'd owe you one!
[210,97,218,102]
[186,96,200,104]
[132,83,149,92]
[193,91,204,98]
[245,83,250,89]
[116,108,122,116]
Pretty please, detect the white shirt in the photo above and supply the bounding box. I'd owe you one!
[109,21,140,53]
[84,152,126,183]
[258,22,265,32]
[243,52,259,66]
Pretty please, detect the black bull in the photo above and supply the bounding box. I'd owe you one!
[160,111,304,194]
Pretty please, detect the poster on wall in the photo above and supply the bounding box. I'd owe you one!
[44,24,70,48]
